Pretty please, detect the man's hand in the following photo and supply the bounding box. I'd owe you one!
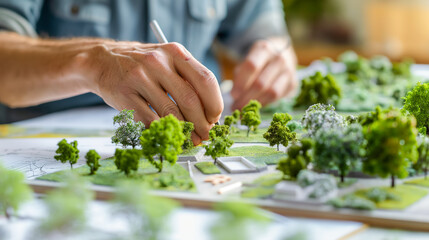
[0,33,223,145]
[86,42,223,145]
[230,38,297,110]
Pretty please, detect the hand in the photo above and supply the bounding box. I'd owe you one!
[230,38,297,110]
[85,41,223,145]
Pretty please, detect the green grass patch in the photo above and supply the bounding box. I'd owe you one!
[38,157,196,192]
[225,145,285,166]
[353,185,428,210]
[180,146,202,156]
[241,172,283,199]
[229,128,268,143]
[250,172,283,187]
[241,187,275,199]
[194,162,221,174]
[405,178,429,188]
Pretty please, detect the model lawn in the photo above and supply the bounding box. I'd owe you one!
[28,51,429,220]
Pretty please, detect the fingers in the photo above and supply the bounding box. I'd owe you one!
[119,93,160,128]
[257,71,291,106]
[164,43,224,124]
[232,55,284,110]
[230,41,275,100]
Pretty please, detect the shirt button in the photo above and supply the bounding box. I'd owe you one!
[70,5,80,15]
[207,6,216,19]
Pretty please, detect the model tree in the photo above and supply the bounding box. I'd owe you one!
[301,103,345,137]
[114,148,141,176]
[85,149,101,175]
[294,71,342,108]
[54,139,79,169]
[182,121,194,150]
[232,109,241,121]
[402,82,429,135]
[363,109,418,188]
[140,114,186,172]
[242,99,262,114]
[241,111,261,137]
[314,124,364,183]
[204,125,234,164]
[263,113,296,151]
[0,165,33,220]
[112,109,145,148]
[277,138,313,179]
[338,50,375,82]
[224,115,234,128]
[414,136,429,179]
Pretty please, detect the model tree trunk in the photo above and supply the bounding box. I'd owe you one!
[391,175,395,188]
[277,144,279,151]
[247,128,250,137]
[159,156,163,173]
[214,157,217,165]
[5,208,10,220]
[425,167,428,179]
[340,174,344,183]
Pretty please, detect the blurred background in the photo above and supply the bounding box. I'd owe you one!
[219,0,429,79]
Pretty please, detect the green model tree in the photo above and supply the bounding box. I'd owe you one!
[39,174,94,235]
[54,139,79,169]
[0,165,33,220]
[338,50,375,82]
[112,109,145,148]
[241,99,262,114]
[294,71,342,108]
[232,109,241,121]
[363,109,418,187]
[85,149,101,175]
[210,201,269,240]
[224,115,234,128]
[301,103,345,137]
[204,125,234,164]
[114,181,178,240]
[263,113,296,151]
[392,59,413,78]
[140,114,186,172]
[314,124,364,183]
[114,148,141,176]
[241,111,261,137]
[277,138,313,179]
[182,121,194,150]
[402,82,429,135]
[414,136,429,179]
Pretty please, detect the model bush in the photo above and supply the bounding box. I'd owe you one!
[0,165,33,220]
[314,124,364,183]
[402,82,429,135]
[85,149,101,175]
[54,139,79,169]
[140,114,186,172]
[204,125,234,164]
[301,103,345,137]
[182,121,194,150]
[286,120,302,132]
[112,109,145,149]
[294,71,342,108]
[413,135,429,179]
[338,50,375,83]
[277,139,313,179]
[114,148,141,176]
[263,113,296,151]
[363,109,418,188]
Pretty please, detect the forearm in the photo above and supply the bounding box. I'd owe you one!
[0,32,100,107]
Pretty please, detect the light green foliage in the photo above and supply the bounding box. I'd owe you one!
[330,195,376,211]
[402,82,429,135]
[413,135,429,178]
[338,51,375,83]
[182,121,194,150]
[393,59,413,78]
[112,109,145,148]
[294,71,342,107]
[277,139,313,179]
[204,125,234,164]
[40,174,94,234]
[0,165,32,219]
[241,111,261,137]
[224,116,234,127]
[314,124,364,182]
[140,114,186,172]
[358,105,390,127]
[286,120,302,132]
[363,109,418,187]
[232,109,241,121]
[210,201,269,240]
[263,113,296,151]
[114,148,141,176]
[85,149,101,175]
[242,99,262,114]
[345,115,358,124]
[301,103,345,137]
[54,139,79,169]
[114,181,178,240]
[297,170,337,199]
[365,188,400,203]
[194,162,221,174]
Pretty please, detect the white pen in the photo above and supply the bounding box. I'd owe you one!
[149,20,221,125]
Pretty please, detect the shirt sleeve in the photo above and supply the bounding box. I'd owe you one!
[0,0,44,36]
[217,0,289,58]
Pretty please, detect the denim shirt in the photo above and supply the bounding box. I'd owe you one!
[0,0,287,123]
